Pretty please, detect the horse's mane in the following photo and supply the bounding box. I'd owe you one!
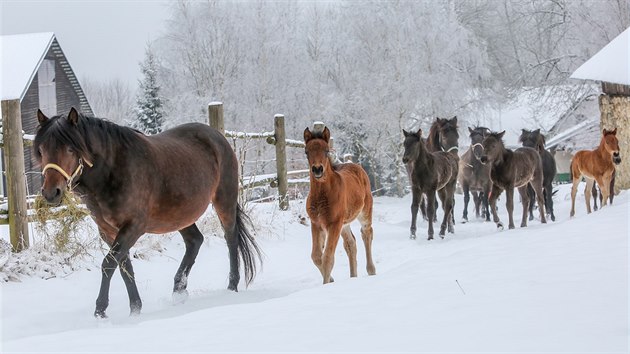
[34,114,145,163]
[426,121,441,151]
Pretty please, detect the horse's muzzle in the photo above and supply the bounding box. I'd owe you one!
[479,155,488,164]
[613,152,621,165]
[41,187,63,206]
[311,165,324,179]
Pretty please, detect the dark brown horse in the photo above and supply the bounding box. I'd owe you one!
[479,131,547,230]
[420,116,460,222]
[34,108,262,318]
[403,128,458,240]
[304,126,376,284]
[570,128,621,217]
[459,126,491,222]
[519,129,557,221]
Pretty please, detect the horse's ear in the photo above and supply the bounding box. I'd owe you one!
[322,126,330,143]
[304,127,313,143]
[416,129,423,138]
[497,130,506,139]
[451,116,457,124]
[611,128,617,135]
[67,107,80,126]
[468,127,474,135]
[403,129,410,137]
[534,128,540,134]
[37,109,48,125]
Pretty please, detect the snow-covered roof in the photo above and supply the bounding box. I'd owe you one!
[571,27,630,85]
[1,32,55,101]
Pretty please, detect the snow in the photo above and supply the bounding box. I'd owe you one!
[0,184,628,353]
[0,32,55,101]
[571,27,630,85]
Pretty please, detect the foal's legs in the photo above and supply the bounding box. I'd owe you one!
[505,187,515,229]
[438,187,455,237]
[462,183,471,222]
[358,211,376,276]
[340,225,357,278]
[489,184,504,229]
[322,221,343,284]
[584,178,595,214]
[518,186,530,228]
[310,222,327,280]
[570,174,581,217]
[426,190,437,240]
[592,183,599,211]
[410,189,421,239]
[173,224,204,297]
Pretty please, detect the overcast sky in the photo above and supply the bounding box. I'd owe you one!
[1,0,171,87]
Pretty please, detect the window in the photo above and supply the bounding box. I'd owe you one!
[38,59,57,116]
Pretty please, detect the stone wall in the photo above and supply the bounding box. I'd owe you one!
[599,94,630,193]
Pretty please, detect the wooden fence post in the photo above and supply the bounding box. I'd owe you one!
[274,114,289,210]
[208,102,224,135]
[1,99,29,251]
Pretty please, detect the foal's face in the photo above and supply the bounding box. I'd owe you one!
[519,129,543,150]
[402,129,423,164]
[468,127,487,161]
[479,131,506,164]
[603,129,621,165]
[304,126,331,181]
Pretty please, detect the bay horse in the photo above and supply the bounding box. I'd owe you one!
[570,128,621,217]
[479,130,547,230]
[304,126,375,284]
[519,129,557,221]
[403,128,458,240]
[34,108,262,318]
[458,126,491,222]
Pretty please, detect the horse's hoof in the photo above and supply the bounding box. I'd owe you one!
[550,215,555,222]
[528,215,534,221]
[227,284,238,292]
[497,222,504,230]
[94,309,108,319]
[172,289,189,304]
[509,224,515,230]
[409,234,416,240]
[520,223,527,228]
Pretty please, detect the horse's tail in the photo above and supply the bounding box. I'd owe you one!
[235,204,263,286]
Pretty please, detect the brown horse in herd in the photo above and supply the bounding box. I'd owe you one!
[304,126,376,284]
[570,128,621,217]
[34,108,262,318]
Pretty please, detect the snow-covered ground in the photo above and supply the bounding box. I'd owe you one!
[1,183,628,353]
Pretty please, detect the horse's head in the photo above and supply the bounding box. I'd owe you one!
[34,108,93,205]
[479,130,506,165]
[402,129,423,164]
[469,126,489,160]
[435,116,460,152]
[304,126,331,181]
[603,128,621,165]
[519,129,545,152]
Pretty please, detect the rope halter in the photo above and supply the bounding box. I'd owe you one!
[42,158,93,189]
[442,145,459,153]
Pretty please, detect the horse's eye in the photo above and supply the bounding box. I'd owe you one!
[67,147,75,154]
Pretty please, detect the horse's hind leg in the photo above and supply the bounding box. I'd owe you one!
[358,207,376,276]
[173,224,204,299]
[340,225,358,278]
[462,183,470,222]
[527,185,535,221]
[213,189,241,291]
[545,183,555,221]
[592,183,599,211]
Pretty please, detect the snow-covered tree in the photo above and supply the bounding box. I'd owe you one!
[133,46,165,135]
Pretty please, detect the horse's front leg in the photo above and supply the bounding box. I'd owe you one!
[426,190,437,240]
[482,185,491,222]
[505,187,515,229]
[489,184,503,229]
[322,221,343,284]
[95,224,143,318]
[584,178,595,214]
[462,183,470,222]
[310,222,327,280]
[410,190,421,239]
[517,186,530,228]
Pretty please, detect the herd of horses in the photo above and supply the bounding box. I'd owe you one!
[33,108,621,317]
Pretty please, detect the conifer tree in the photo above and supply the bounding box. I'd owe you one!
[133,46,164,135]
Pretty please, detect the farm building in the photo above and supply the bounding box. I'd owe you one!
[0,32,93,197]
[570,26,630,192]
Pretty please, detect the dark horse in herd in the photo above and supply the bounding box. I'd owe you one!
[519,129,557,222]
[34,108,262,318]
[403,117,459,240]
